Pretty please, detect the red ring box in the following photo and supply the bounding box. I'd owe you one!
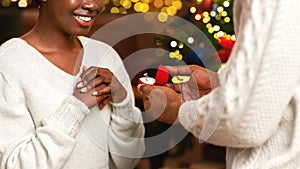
[138,65,169,86]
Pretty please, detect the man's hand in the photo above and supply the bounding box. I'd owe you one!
[138,65,219,124]
[165,65,219,102]
[138,84,182,124]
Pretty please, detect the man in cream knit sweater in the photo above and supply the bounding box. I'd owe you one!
[139,0,300,168]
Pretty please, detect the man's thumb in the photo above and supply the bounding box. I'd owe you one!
[137,84,153,95]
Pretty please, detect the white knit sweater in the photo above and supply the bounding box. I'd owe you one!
[179,0,300,168]
[0,36,145,169]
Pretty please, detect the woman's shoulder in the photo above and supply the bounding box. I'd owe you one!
[0,38,21,63]
[0,38,35,72]
[0,38,22,51]
[0,38,30,58]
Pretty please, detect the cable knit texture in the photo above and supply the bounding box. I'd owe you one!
[179,0,300,168]
[0,36,145,169]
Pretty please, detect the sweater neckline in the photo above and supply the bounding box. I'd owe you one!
[15,37,86,80]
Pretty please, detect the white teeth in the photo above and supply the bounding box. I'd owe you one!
[76,15,92,22]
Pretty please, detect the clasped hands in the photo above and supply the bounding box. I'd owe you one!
[73,66,127,109]
[138,65,219,124]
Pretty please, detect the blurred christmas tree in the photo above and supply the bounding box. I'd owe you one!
[156,0,235,71]
[187,0,235,63]
[187,0,234,49]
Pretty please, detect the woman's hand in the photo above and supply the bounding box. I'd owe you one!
[74,66,127,109]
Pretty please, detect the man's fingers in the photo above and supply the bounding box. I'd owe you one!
[164,83,181,92]
[137,84,155,95]
[165,66,192,76]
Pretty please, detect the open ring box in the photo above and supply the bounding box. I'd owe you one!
[138,65,169,86]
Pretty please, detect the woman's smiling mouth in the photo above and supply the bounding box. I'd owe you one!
[74,14,94,27]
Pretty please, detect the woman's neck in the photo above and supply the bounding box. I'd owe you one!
[22,26,82,53]
[21,25,84,76]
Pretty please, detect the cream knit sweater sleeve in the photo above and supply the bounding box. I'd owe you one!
[178,0,300,148]
[0,71,90,168]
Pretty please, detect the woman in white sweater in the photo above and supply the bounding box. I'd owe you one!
[0,0,145,168]
[139,0,300,168]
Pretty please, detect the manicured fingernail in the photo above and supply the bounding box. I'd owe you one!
[77,82,84,88]
[92,91,98,96]
[80,87,88,93]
